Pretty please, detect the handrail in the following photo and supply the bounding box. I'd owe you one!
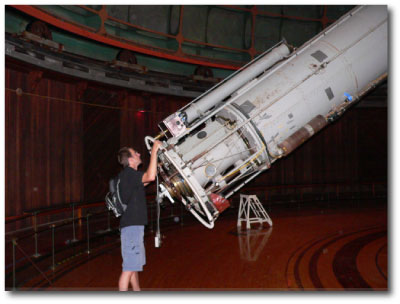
[22,202,105,219]
[5,192,163,239]
[5,209,107,240]
[6,201,113,225]
[5,180,386,225]
[6,194,160,225]
[242,181,386,192]
[5,214,32,224]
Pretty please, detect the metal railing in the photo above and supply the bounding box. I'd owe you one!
[4,180,386,289]
[5,198,186,290]
[234,181,387,212]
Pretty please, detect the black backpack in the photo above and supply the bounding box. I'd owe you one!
[105,176,127,217]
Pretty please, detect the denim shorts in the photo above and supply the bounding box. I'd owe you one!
[121,225,146,272]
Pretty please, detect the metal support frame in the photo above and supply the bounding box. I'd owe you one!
[32,212,41,258]
[12,239,16,290]
[237,194,273,229]
[86,214,91,254]
[51,225,55,271]
[66,203,79,244]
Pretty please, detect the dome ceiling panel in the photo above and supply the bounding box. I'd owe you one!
[6,5,355,78]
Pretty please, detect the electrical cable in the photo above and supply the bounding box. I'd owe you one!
[5,87,169,114]
[155,173,161,248]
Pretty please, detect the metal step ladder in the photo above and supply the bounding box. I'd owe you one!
[237,194,273,229]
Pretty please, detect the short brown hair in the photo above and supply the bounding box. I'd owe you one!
[118,147,132,167]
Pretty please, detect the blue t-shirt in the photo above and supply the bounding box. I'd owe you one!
[119,167,148,228]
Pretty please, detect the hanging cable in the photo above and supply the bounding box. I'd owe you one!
[5,87,169,114]
[154,174,162,248]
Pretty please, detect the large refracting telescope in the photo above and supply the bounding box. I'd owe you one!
[145,5,387,228]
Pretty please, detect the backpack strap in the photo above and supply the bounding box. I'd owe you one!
[116,178,127,211]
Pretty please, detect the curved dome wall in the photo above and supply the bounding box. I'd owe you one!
[6,5,355,77]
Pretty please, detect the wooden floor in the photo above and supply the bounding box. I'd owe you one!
[16,200,387,291]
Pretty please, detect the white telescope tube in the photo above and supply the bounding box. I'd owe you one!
[151,5,387,229]
[184,43,290,123]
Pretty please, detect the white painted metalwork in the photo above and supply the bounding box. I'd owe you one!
[146,6,388,228]
[237,194,273,229]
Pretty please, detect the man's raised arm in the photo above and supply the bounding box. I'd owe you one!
[142,140,162,185]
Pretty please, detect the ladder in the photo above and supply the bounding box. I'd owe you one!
[237,194,273,229]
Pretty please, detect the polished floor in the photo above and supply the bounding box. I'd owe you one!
[16,200,387,291]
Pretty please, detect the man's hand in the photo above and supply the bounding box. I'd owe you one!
[142,140,163,185]
[152,140,162,153]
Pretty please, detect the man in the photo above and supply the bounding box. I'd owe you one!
[117,140,162,291]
